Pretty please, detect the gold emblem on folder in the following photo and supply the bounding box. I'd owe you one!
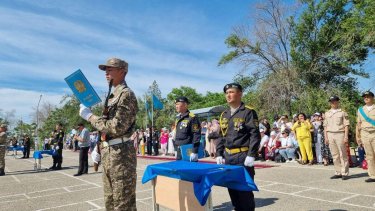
[74,80,86,93]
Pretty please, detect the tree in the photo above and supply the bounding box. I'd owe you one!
[290,0,369,89]
[0,109,16,127]
[340,0,375,49]
[167,86,204,110]
[147,80,162,99]
[219,0,297,115]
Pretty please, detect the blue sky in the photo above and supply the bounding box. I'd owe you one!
[0,0,374,123]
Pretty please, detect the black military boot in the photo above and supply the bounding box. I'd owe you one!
[55,163,62,170]
[0,168,5,176]
[49,163,56,170]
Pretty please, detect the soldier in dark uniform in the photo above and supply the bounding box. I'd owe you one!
[50,123,64,170]
[151,127,159,156]
[174,96,201,161]
[216,83,261,211]
[22,135,31,158]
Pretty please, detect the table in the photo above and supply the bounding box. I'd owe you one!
[32,150,55,171]
[142,161,258,210]
[6,146,24,158]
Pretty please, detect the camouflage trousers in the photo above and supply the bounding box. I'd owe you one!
[0,147,5,169]
[101,141,137,211]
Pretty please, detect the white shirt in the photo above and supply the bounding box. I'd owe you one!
[259,135,270,149]
[365,105,374,111]
[280,136,293,148]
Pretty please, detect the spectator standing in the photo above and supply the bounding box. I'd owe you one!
[168,125,175,156]
[292,113,314,165]
[131,130,139,154]
[160,128,169,156]
[74,123,90,176]
[207,119,220,158]
[312,113,323,164]
[139,129,145,155]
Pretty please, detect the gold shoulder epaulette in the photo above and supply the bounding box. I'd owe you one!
[245,105,254,110]
[189,112,195,118]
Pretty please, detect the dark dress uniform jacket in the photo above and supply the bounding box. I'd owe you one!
[217,103,261,159]
[175,111,201,153]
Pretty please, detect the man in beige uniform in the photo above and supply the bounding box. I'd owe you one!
[356,91,375,182]
[324,96,350,180]
[0,124,8,176]
[79,58,138,210]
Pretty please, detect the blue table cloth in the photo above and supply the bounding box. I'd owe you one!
[142,161,258,206]
[33,150,55,159]
[7,146,24,151]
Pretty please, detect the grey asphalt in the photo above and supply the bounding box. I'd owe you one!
[1,149,374,211]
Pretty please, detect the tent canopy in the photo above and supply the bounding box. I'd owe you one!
[190,105,227,119]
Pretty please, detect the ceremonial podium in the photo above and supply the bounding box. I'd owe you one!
[142,161,258,211]
[32,150,55,171]
[152,176,212,211]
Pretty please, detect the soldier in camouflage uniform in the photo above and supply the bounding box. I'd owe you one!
[0,124,8,176]
[79,57,138,211]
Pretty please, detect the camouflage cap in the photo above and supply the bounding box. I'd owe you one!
[98,57,128,71]
[0,124,7,128]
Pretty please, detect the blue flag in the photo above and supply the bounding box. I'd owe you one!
[152,94,164,110]
[145,101,152,119]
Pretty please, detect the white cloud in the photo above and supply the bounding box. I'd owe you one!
[0,88,63,123]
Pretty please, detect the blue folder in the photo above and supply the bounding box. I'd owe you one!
[180,144,205,161]
[65,69,101,107]
[142,161,258,206]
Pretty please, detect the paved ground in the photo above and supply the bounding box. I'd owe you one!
[1,149,374,211]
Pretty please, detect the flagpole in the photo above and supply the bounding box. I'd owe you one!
[151,94,154,129]
[144,94,147,129]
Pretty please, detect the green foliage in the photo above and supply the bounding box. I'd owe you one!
[290,0,369,88]
[167,86,204,110]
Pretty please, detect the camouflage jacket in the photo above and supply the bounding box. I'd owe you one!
[0,132,7,146]
[90,81,138,139]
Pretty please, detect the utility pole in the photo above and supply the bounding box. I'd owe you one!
[35,94,42,150]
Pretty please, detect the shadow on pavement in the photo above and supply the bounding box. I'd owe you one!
[349,172,368,179]
[213,202,232,211]
[213,198,278,210]
[5,165,79,175]
[256,197,278,208]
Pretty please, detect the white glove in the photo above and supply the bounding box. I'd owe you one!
[55,146,59,150]
[216,156,224,165]
[79,104,93,121]
[189,153,198,162]
[244,156,255,167]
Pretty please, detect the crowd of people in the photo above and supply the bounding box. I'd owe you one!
[257,113,333,165]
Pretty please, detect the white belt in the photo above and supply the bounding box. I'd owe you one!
[108,137,130,146]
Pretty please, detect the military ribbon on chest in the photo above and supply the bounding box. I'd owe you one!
[233,118,245,131]
[179,120,189,130]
